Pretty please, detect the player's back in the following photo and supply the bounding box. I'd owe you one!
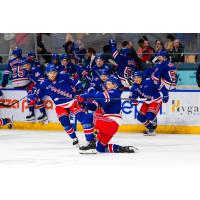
[7,57,30,88]
[152,60,177,90]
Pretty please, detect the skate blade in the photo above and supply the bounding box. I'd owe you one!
[37,116,48,122]
[79,149,97,154]
[143,134,156,136]
[26,118,36,122]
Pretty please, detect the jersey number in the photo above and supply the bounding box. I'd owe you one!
[169,70,177,83]
[12,65,25,78]
[124,67,132,78]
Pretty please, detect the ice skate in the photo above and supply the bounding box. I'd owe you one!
[143,129,156,136]
[79,140,97,154]
[72,137,79,147]
[26,112,35,121]
[37,112,48,122]
[119,146,137,153]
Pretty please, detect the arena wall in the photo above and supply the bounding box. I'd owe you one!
[0,89,200,133]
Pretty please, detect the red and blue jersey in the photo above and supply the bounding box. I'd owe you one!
[111,46,137,87]
[130,78,162,104]
[2,57,30,88]
[151,60,177,90]
[36,74,83,106]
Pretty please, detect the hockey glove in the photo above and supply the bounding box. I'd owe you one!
[162,95,169,103]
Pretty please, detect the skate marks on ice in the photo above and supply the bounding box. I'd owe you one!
[0,130,200,165]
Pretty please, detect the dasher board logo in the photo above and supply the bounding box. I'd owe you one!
[172,100,200,115]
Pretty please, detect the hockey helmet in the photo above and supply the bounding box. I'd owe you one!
[157,50,168,57]
[46,64,57,74]
[12,47,22,58]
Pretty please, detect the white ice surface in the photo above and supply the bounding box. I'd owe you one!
[0,129,200,166]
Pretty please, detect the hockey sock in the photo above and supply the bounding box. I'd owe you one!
[143,120,154,129]
[96,141,121,153]
[39,107,46,114]
[28,105,35,114]
[107,144,121,153]
[96,141,106,152]
[83,123,94,141]
[65,127,77,139]
[0,118,10,126]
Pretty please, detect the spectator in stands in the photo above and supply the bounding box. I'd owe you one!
[0,56,3,63]
[37,34,52,64]
[137,38,145,58]
[154,40,165,54]
[137,36,154,63]
[170,39,184,63]
[152,40,167,62]
[196,64,200,87]
[165,34,176,51]
[86,47,96,68]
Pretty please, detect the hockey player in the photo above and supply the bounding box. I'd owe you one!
[29,64,95,146]
[1,48,30,89]
[59,54,79,79]
[151,50,177,91]
[109,39,138,89]
[129,71,169,136]
[92,55,112,79]
[24,54,47,121]
[87,69,109,94]
[76,76,136,153]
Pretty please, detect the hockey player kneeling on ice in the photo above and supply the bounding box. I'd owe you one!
[76,76,137,153]
[129,71,169,136]
[28,64,95,147]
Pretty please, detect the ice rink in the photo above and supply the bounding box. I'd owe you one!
[0,129,200,166]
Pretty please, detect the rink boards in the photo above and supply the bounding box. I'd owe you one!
[0,89,200,133]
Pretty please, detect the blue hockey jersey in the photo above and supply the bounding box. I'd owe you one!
[26,61,44,87]
[2,57,30,88]
[92,64,112,78]
[111,46,137,87]
[36,74,83,106]
[129,78,163,104]
[87,76,106,94]
[83,88,123,125]
[151,60,177,90]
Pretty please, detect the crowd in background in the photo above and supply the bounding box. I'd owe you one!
[0,33,200,87]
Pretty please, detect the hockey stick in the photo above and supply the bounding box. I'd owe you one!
[0,95,27,108]
[54,97,147,101]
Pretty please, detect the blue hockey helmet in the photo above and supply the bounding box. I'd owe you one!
[95,54,104,61]
[100,69,109,76]
[133,71,143,78]
[60,53,69,60]
[157,50,168,57]
[12,47,22,58]
[51,53,59,60]
[28,51,36,58]
[46,64,57,74]
[106,75,121,88]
